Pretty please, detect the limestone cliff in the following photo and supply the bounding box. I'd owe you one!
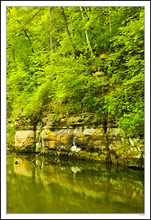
[12,113,144,168]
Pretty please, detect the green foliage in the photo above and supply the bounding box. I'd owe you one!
[22,80,53,120]
[104,9,144,138]
[7,6,144,139]
[7,122,16,146]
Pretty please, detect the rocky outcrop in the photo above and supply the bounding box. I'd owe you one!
[13,113,144,168]
[15,130,35,152]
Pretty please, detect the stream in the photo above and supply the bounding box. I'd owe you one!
[7,152,144,213]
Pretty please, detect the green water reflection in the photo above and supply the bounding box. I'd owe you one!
[7,152,144,213]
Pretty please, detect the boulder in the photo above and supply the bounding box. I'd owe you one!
[15,130,35,151]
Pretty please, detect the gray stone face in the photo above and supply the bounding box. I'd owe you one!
[83,128,98,135]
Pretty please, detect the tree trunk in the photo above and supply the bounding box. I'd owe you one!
[11,9,42,33]
[80,7,94,56]
[109,7,112,37]
[49,8,53,52]
[60,7,76,55]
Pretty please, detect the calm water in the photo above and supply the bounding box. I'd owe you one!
[7,152,144,213]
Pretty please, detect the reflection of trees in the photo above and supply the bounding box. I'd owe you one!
[7,153,144,213]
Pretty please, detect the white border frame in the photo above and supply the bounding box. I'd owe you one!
[1,1,150,219]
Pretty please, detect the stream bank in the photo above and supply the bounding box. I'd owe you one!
[8,113,144,168]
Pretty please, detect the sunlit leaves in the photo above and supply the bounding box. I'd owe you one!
[7,6,144,138]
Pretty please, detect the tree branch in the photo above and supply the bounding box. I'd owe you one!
[31,151,43,163]
[60,7,76,55]
[23,29,34,53]
[9,9,42,33]
[80,7,94,56]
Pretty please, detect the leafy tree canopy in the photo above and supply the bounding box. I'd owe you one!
[7,6,144,139]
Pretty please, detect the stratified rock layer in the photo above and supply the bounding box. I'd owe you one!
[14,113,144,168]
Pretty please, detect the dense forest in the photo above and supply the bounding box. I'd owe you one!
[7,6,144,144]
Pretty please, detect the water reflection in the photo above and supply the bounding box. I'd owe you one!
[7,152,144,213]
